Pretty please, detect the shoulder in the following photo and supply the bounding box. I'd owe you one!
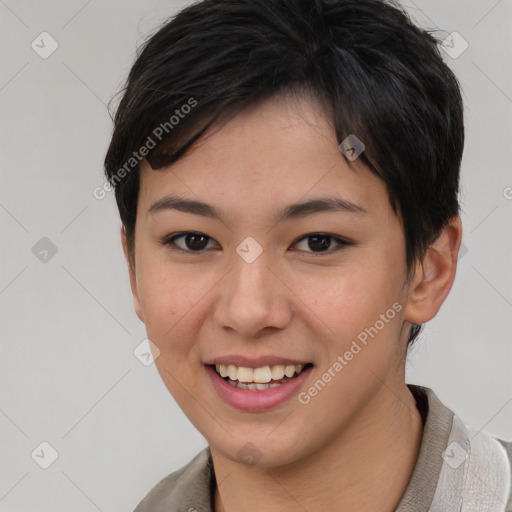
[452,408,512,512]
[402,385,512,512]
[499,438,512,463]
[133,447,214,512]
[497,438,512,512]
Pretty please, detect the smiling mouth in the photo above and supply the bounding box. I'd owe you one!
[210,363,314,390]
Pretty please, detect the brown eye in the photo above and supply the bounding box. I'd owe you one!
[163,232,219,252]
[292,233,350,254]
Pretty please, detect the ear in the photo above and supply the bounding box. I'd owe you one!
[120,225,145,323]
[403,216,463,324]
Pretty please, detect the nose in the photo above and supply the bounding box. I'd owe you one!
[212,251,293,338]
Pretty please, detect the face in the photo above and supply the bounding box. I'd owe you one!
[125,93,415,468]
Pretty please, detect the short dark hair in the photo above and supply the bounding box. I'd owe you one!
[104,0,464,347]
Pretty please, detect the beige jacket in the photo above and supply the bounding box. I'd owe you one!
[134,385,512,511]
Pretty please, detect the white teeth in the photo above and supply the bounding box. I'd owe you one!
[218,364,228,378]
[224,377,301,390]
[228,364,238,381]
[271,364,285,380]
[213,362,308,385]
[237,367,254,382]
[253,366,272,383]
[284,365,296,378]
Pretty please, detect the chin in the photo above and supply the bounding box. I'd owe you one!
[209,430,313,470]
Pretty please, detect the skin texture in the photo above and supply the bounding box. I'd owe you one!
[121,93,462,511]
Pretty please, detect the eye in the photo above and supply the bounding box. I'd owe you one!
[291,233,350,254]
[161,231,219,252]
[161,231,351,255]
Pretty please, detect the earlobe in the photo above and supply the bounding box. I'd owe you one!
[120,225,145,323]
[403,216,463,325]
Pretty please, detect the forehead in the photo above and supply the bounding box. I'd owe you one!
[137,94,392,222]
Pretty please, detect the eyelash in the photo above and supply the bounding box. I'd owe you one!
[160,231,352,255]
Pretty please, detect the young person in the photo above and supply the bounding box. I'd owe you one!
[104,0,512,510]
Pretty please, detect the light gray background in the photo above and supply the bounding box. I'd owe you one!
[1,0,511,510]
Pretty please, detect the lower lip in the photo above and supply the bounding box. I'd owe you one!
[205,365,313,412]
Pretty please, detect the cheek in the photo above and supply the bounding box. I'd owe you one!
[137,272,179,330]
[136,247,199,318]
[136,263,206,401]
[293,259,406,378]
[134,257,205,360]
[295,263,400,331]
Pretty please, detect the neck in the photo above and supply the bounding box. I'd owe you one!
[212,383,423,512]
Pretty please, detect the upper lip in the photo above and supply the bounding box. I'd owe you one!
[204,355,311,367]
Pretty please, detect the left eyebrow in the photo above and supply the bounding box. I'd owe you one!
[147,195,367,223]
[275,197,367,223]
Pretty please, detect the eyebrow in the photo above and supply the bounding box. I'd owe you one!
[147,195,367,223]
